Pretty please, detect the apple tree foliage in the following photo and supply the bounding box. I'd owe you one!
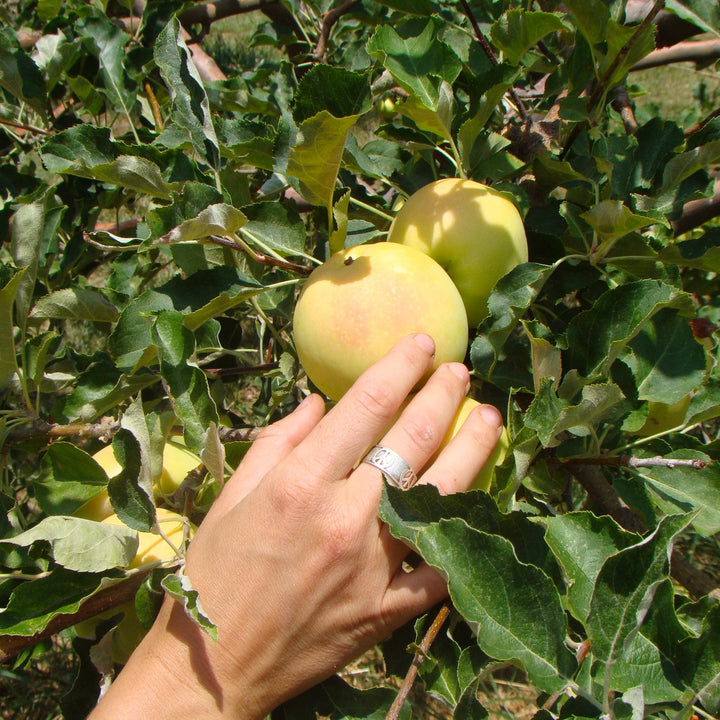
[1,0,720,717]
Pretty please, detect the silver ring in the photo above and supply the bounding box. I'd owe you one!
[361,445,418,490]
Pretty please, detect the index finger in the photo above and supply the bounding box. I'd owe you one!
[287,334,437,483]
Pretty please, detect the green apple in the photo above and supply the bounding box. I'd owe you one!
[387,178,528,327]
[292,242,469,401]
[634,396,690,437]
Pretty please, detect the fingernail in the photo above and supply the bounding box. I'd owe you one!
[413,333,435,356]
[449,362,469,384]
[480,404,503,430]
[295,394,317,412]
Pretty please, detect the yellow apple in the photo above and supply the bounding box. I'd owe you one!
[633,396,690,437]
[387,178,528,327]
[74,442,201,520]
[102,507,191,569]
[431,397,509,491]
[292,242,469,401]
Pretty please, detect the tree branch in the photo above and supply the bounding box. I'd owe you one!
[561,0,665,159]
[0,569,152,663]
[631,39,720,71]
[568,464,719,599]
[313,0,362,61]
[457,0,529,124]
[385,602,452,720]
[562,454,711,470]
[673,192,720,237]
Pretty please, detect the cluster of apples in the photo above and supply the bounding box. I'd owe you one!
[73,442,198,660]
[293,178,529,491]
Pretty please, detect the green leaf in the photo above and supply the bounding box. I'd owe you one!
[287,111,359,210]
[108,425,156,532]
[109,266,262,371]
[292,64,372,125]
[0,40,47,117]
[80,16,137,123]
[470,263,554,379]
[35,442,110,515]
[677,603,720,714]
[161,572,217,641]
[155,18,220,170]
[367,18,462,110]
[10,199,45,330]
[581,200,654,248]
[587,514,692,662]
[241,201,306,256]
[0,267,27,388]
[562,0,610,47]
[30,287,119,323]
[640,450,720,537]
[542,512,639,622]
[2,516,138,573]
[287,66,371,212]
[565,280,695,380]
[624,309,706,403]
[161,203,248,243]
[524,379,625,447]
[490,10,566,65]
[153,310,219,456]
[415,518,575,693]
[0,569,123,636]
[659,228,720,273]
[398,80,454,142]
[275,674,410,719]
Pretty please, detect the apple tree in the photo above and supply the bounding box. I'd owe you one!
[1,0,719,718]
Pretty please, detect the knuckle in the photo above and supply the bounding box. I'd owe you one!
[399,412,438,451]
[353,379,398,421]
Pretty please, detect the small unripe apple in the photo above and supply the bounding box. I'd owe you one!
[387,178,528,327]
[633,396,690,437]
[74,442,201,520]
[433,397,509,491]
[293,242,469,401]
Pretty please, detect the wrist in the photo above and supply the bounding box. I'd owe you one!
[89,599,268,720]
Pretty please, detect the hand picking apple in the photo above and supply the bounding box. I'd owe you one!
[89,335,504,719]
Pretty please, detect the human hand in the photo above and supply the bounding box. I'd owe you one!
[90,334,503,719]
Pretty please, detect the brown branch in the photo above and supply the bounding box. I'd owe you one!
[179,0,279,29]
[673,192,720,237]
[0,117,50,137]
[313,0,362,61]
[4,418,121,445]
[686,106,720,138]
[144,80,164,130]
[611,86,638,135]
[568,464,719,599]
[631,39,720,71]
[561,454,710,470]
[385,602,452,720]
[561,0,665,159]
[457,0,529,124]
[204,362,279,380]
[204,235,314,274]
[0,569,152,663]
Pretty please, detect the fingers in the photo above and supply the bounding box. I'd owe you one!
[286,334,437,484]
[208,394,326,517]
[381,562,449,630]
[421,403,504,494]
[349,361,470,497]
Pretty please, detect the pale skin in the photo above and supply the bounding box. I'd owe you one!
[89,334,504,719]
